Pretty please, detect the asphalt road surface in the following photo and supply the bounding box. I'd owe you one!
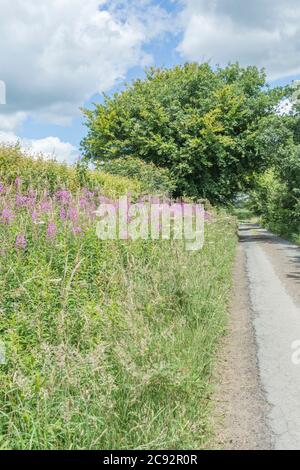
[241,224,300,449]
[214,224,300,450]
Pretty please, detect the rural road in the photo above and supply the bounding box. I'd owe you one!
[214,223,300,450]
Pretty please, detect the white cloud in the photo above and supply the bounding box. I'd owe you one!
[0,111,28,132]
[0,0,171,130]
[0,132,78,163]
[27,136,78,163]
[178,0,300,80]
[0,132,19,146]
[0,80,6,105]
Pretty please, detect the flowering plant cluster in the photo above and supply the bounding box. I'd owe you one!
[0,177,100,253]
[0,177,212,254]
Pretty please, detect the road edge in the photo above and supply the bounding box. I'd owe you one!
[209,242,272,450]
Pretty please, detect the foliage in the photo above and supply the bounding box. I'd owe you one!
[81,63,286,203]
[100,156,175,195]
[250,157,300,240]
[0,145,142,198]
[0,165,237,449]
[249,107,300,240]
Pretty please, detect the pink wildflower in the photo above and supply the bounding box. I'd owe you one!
[31,210,39,222]
[72,225,82,235]
[56,189,71,205]
[28,188,37,199]
[81,187,94,199]
[46,222,57,240]
[15,177,22,190]
[16,194,29,207]
[59,207,67,220]
[1,208,14,225]
[79,197,89,209]
[15,234,27,250]
[67,207,78,222]
[40,200,52,213]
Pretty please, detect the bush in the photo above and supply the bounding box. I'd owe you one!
[100,156,175,195]
[250,165,300,240]
[0,145,142,197]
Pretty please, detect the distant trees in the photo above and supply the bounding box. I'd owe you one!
[249,83,300,239]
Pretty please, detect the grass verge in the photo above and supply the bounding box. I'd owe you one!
[0,149,237,449]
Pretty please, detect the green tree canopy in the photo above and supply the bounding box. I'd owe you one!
[81,63,287,203]
[249,97,300,237]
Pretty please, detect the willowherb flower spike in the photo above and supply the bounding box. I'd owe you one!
[59,207,67,221]
[68,207,79,222]
[15,234,27,250]
[15,177,22,190]
[46,222,57,240]
[1,208,14,225]
[56,189,72,205]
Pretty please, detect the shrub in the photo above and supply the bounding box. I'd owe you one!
[250,165,300,240]
[100,156,175,195]
[0,145,142,197]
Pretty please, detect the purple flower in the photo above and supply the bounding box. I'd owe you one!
[15,234,27,250]
[56,189,71,205]
[28,188,37,199]
[16,194,29,207]
[31,210,39,222]
[86,202,97,219]
[40,200,52,213]
[81,187,94,199]
[1,208,14,225]
[59,207,67,221]
[67,207,78,222]
[15,177,22,190]
[0,183,5,194]
[25,190,37,208]
[72,225,82,235]
[46,222,57,240]
[79,197,89,209]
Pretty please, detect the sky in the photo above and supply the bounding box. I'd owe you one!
[0,0,300,163]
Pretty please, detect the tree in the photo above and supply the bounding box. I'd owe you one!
[81,63,287,203]
[249,99,300,238]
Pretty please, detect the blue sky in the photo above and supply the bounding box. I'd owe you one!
[18,2,183,150]
[1,0,300,162]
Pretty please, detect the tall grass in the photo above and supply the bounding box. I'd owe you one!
[0,148,237,449]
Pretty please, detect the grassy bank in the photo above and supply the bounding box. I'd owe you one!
[0,145,142,197]
[0,148,237,449]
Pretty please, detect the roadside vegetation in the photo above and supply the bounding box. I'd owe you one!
[1,60,299,449]
[0,145,142,197]
[81,63,286,203]
[249,115,300,243]
[0,145,236,449]
[81,62,299,241]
